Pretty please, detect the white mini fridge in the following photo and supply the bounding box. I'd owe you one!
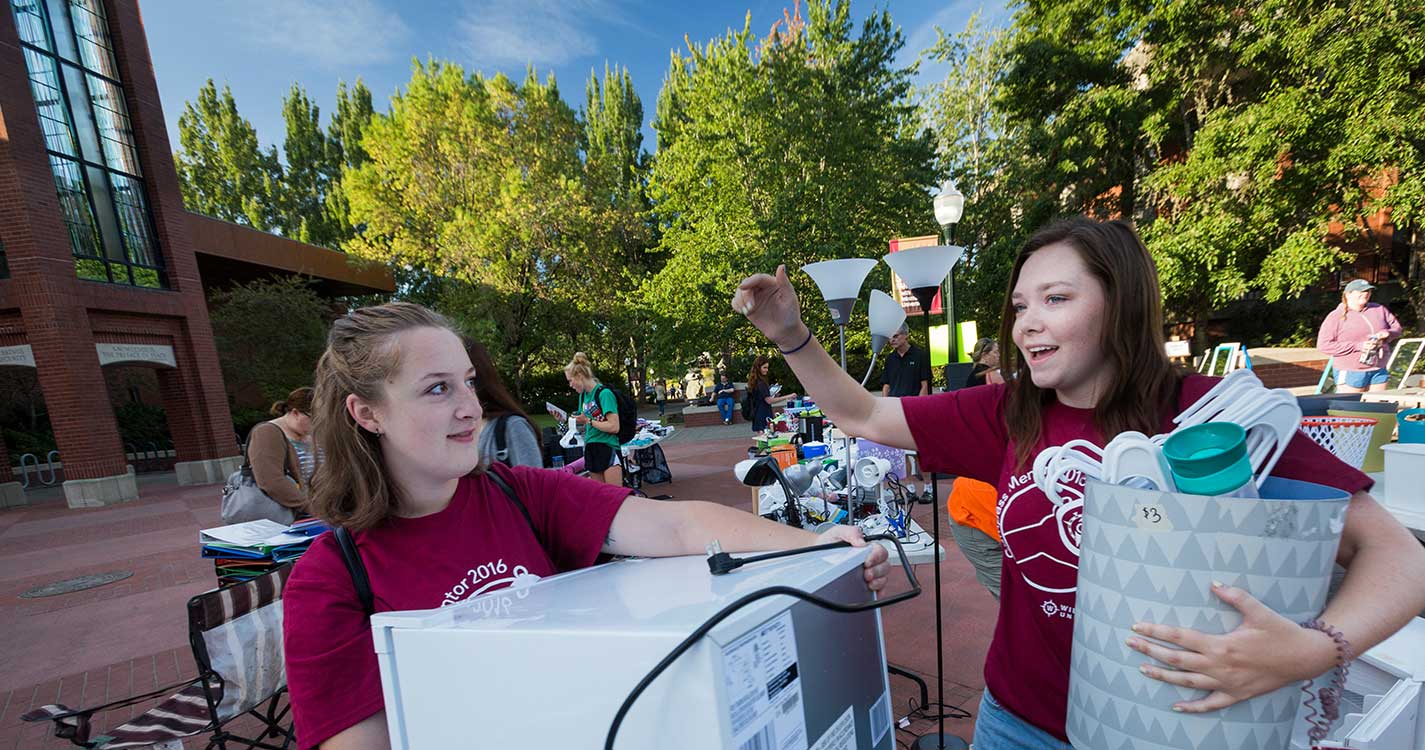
[371,546,896,750]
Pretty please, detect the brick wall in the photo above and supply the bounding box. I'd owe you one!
[1253,359,1330,390]
[0,2,238,486]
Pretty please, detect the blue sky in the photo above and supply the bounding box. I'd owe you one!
[140,0,1009,159]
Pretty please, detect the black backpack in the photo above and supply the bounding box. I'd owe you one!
[334,467,535,617]
[741,388,754,421]
[491,414,514,465]
[595,384,639,444]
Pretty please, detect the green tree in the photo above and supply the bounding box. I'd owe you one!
[174,80,283,230]
[278,83,336,246]
[648,0,937,374]
[939,0,1425,341]
[208,276,329,407]
[1139,0,1425,328]
[582,64,658,388]
[325,79,376,246]
[920,12,1022,331]
[342,61,595,396]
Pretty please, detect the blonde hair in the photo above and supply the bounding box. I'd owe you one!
[970,338,997,364]
[564,351,595,382]
[308,302,459,531]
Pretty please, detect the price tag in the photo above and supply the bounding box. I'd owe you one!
[1132,502,1173,531]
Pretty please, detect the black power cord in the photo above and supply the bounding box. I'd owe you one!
[604,534,921,750]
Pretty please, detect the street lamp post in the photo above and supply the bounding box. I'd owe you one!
[933,181,965,366]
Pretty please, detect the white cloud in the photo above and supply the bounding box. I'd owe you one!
[239,0,413,69]
[457,0,623,69]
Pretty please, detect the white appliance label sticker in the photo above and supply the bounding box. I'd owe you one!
[723,610,807,750]
[870,688,892,746]
[809,706,855,750]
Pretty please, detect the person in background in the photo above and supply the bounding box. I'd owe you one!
[946,477,1003,599]
[283,302,890,749]
[1316,278,1402,393]
[248,387,315,518]
[747,355,797,432]
[967,338,1006,388]
[880,323,932,503]
[566,352,623,486]
[465,339,543,468]
[713,372,738,425]
[653,380,667,417]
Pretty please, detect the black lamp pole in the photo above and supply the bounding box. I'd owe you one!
[941,223,958,369]
[908,284,969,750]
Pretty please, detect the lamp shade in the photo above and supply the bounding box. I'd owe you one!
[802,258,878,326]
[881,245,963,289]
[867,289,906,339]
[933,181,964,226]
[802,258,877,302]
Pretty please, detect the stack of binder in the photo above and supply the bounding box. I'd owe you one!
[199,518,331,585]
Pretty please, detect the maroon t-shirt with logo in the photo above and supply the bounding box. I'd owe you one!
[283,465,629,748]
[901,375,1372,741]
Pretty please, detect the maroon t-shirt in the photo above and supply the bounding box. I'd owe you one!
[901,374,1372,741]
[282,465,630,748]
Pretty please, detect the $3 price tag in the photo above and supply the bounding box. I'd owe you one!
[1132,502,1173,531]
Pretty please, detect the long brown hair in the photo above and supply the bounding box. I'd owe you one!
[308,302,459,531]
[998,217,1182,469]
[747,355,770,391]
[464,339,530,421]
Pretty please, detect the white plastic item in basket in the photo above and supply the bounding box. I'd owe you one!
[1299,416,1378,470]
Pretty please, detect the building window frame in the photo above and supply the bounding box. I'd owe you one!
[9,0,167,289]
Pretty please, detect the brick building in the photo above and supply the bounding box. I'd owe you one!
[0,0,392,508]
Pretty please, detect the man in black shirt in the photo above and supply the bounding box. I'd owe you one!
[880,323,933,502]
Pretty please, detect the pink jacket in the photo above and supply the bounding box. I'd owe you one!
[1317,302,1402,371]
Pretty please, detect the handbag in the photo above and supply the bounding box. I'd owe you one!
[221,422,298,525]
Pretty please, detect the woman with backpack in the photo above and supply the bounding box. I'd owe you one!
[465,339,542,468]
[565,352,625,485]
[283,302,890,749]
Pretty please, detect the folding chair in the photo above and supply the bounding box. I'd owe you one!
[23,565,295,749]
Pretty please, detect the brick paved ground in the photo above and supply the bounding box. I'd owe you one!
[0,430,995,748]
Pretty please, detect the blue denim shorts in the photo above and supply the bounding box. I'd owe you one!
[1337,367,1389,388]
[972,689,1074,750]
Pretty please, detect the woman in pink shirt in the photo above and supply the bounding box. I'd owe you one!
[282,302,890,750]
[1316,278,1403,393]
[734,218,1425,749]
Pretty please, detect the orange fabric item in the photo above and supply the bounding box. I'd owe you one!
[771,445,798,470]
[947,477,1000,542]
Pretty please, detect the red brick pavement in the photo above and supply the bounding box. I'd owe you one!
[0,436,997,748]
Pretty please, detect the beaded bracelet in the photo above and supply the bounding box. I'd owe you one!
[1298,619,1352,746]
[778,328,815,356]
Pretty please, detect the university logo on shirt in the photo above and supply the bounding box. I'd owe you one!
[998,468,1084,597]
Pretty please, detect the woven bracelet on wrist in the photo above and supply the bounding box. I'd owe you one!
[1298,618,1352,746]
[778,328,814,356]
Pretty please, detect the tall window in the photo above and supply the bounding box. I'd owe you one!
[9,0,164,288]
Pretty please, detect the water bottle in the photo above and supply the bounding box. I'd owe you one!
[552,454,565,470]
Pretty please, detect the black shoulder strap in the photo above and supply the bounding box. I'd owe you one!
[334,526,374,617]
[493,414,512,463]
[334,468,536,619]
[486,465,535,534]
